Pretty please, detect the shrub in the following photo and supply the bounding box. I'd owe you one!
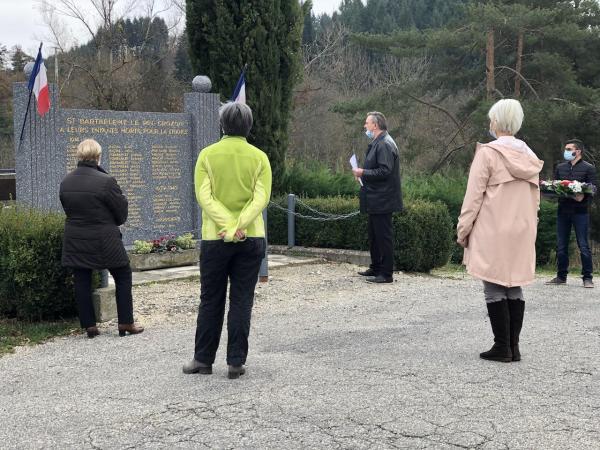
[591,196,600,243]
[272,164,577,267]
[132,240,153,254]
[402,174,561,266]
[267,196,453,272]
[402,172,468,264]
[278,161,359,197]
[536,200,558,266]
[392,200,455,272]
[175,233,197,250]
[0,206,77,321]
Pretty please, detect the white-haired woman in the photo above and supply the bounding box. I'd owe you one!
[457,99,543,362]
[59,139,144,338]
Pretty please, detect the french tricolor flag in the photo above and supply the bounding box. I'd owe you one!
[27,47,51,116]
[231,66,246,104]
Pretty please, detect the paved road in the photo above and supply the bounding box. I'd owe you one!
[1,263,598,449]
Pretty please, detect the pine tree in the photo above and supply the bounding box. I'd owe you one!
[186,0,305,189]
[302,3,316,46]
[174,31,193,83]
[10,46,32,74]
[336,0,469,32]
[348,0,600,169]
[0,45,7,69]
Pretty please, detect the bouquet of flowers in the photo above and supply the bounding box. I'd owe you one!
[540,179,597,198]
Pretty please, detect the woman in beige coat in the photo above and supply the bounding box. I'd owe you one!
[457,99,543,362]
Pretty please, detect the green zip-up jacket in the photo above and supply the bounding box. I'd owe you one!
[194,135,272,242]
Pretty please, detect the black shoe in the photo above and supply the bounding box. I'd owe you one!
[545,277,566,285]
[358,268,377,277]
[480,300,512,363]
[228,365,246,379]
[365,275,393,284]
[182,359,212,375]
[508,299,525,362]
[583,279,594,289]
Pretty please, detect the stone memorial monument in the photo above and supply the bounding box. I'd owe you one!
[13,77,220,244]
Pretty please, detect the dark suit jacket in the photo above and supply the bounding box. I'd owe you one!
[554,159,597,214]
[359,131,403,214]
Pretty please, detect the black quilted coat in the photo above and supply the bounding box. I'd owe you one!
[59,161,129,269]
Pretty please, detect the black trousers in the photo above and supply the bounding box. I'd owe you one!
[194,238,265,366]
[368,213,394,278]
[73,264,134,328]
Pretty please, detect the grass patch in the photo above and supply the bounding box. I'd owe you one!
[0,318,80,357]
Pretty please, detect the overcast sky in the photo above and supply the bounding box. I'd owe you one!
[0,0,345,57]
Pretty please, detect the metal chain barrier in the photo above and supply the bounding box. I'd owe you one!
[268,199,360,222]
[121,196,359,240]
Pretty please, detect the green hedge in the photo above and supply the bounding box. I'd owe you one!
[402,173,467,264]
[536,200,558,266]
[275,164,580,266]
[267,193,563,270]
[268,196,454,272]
[0,206,77,321]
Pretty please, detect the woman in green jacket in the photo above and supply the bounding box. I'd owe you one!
[183,101,272,379]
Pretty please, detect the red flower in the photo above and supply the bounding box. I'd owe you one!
[560,180,571,186]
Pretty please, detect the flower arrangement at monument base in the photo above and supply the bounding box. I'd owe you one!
[129,233,198,271]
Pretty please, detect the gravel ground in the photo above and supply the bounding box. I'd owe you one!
[1,262,599,449]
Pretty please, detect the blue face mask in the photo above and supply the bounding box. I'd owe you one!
[564,150,576,161]
[488,129,497,140]
[365,129,374,139]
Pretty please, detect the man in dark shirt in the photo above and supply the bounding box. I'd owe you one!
[352,111,403,283]
[546,139,597,288]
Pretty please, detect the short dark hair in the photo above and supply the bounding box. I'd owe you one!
[565,139,585,153]
[367,111,388,131]
[219,102,253,137]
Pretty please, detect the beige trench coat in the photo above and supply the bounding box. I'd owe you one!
[457,140,544,287]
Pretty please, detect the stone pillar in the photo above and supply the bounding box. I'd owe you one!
[13,82,62,210]
[183,76,220,238]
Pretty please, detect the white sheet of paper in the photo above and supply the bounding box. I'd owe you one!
[349,154,363,186]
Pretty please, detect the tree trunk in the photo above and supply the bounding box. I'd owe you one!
[515,30,524,98]
[486,29,495,100]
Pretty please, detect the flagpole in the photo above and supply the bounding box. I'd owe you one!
[17,42,43,153]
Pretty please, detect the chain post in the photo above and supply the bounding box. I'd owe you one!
[259,208,269,282]
[287,193,295,248]
[100,269,109,288]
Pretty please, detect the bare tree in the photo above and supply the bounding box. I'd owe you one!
[38,0,184,110]
[290,26,481,173]
[302,23,348,75]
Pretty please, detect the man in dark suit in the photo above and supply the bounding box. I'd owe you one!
[546,139,597,288]
[352,111,403,283]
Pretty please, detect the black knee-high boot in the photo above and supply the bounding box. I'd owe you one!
[508,299,525,362]
[480,300,512,362]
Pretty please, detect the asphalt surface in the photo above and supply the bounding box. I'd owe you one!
[0,262,598,449]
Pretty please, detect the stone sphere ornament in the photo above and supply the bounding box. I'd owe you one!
[24,61,36,78]
[192,75,212,93]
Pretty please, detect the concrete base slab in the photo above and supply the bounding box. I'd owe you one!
[269,245,371,266]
